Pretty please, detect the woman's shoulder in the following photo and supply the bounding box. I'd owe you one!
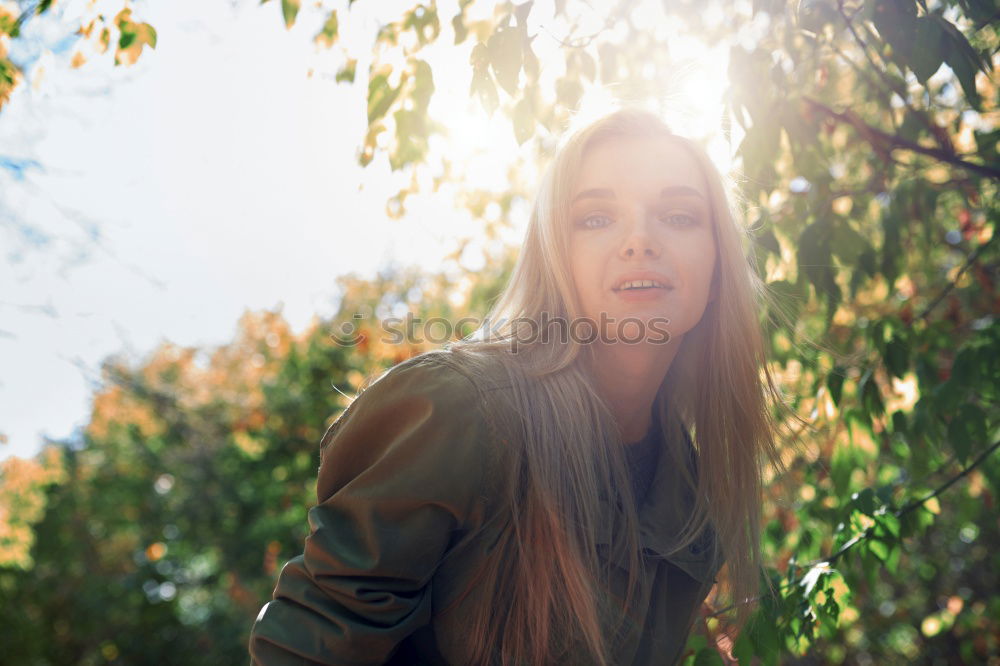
[339,349,512,425]
[316,349,514,517]
[327,351,484,431]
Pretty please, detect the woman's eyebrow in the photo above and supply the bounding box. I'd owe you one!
[659,185,706,200]
[571,187,615,203]
[571,185,706,204]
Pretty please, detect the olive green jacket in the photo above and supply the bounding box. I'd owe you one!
[248,353,723,666]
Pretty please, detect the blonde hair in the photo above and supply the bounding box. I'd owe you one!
[419,107,790,664]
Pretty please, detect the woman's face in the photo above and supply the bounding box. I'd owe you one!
[567,134,717,345]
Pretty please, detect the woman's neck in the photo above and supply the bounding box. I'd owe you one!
[588,338,682,443]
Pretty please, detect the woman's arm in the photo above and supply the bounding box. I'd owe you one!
[249,356,493,665]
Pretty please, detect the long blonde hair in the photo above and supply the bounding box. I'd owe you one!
[419,107,789,665]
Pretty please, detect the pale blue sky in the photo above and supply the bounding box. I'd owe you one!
[0,0,536,461]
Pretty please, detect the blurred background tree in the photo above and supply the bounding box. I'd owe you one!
[1,0,998,664]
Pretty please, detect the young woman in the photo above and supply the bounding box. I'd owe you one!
[249,107,787,665]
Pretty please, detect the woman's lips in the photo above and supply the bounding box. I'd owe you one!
[612,285,673,302]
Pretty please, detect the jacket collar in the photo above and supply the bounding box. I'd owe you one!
[594,406,723,585]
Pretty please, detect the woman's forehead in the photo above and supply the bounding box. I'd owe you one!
[572,134,707,199]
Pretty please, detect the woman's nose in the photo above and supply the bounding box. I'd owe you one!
[619,213,662,259]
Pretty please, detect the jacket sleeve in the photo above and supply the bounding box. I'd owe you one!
[249,356,494,665]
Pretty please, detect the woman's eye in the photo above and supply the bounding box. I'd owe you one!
[661,212,697,226]
[577,213,612,229]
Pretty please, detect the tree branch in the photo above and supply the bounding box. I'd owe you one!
[708,436,1000,618]
[917,232,997,322]
[835,0,907,102]
[832,0,954,144]
[539,0,634,48]
[896,438,1000,518]
[802,96,1000,181]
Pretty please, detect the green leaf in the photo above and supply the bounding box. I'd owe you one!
[281,0,300,29]
[797,0,837,33]
[831,218,872,266]
[819,596,841,633]
[961,402,989,445]
[966,0,999,26]
[851,487,876,516]
[828,366,846,406]
[577,50,596,81]
[936,14,986,109]
[861,545,880,588]
[316,11,338,48]
[598,42,619,83]
[947,403,988,464]
[693,647,725,666]
[512,96,535,145]
[849,246,877,299]
[555,76,583,110]
[870,319,890,355]
[871,0,918,67]
[469,66,498,115]
[367,67,405,124]
[858,369,885,419]
[411,58,435,109]
[796,217,840,324]
[487,25,522,97]
[766,280,804,332]
[880,201,903,286]
[910,16,946,84]
[884,541,902,573]
[898,109,925,142]
[831,443,854,495]
[885,335,910,378]
[869,537,890,561]
[891,409,908,436]
[686,633,708,655]
[974,128,1000,163]
[732,633,754,665]
[754,222,781,255]
[753,0,786,15]
[402,4,440,46]
[779,98,821,150]
[947,413,972,464]
[118,29,136,49]
[951,347,979,386]
[391,108,429,170]
[451,11,468,44]
[375,21,400,47]
[522,39,539,81]
[746,612,780,666]
[470,42,489,69]
[738,118,781,188]
[514,1,533,28]
[336,58,357,84]
[142,24,157,49]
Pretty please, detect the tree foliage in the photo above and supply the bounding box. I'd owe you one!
[1,0,999,663]
[0,0,155,110]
